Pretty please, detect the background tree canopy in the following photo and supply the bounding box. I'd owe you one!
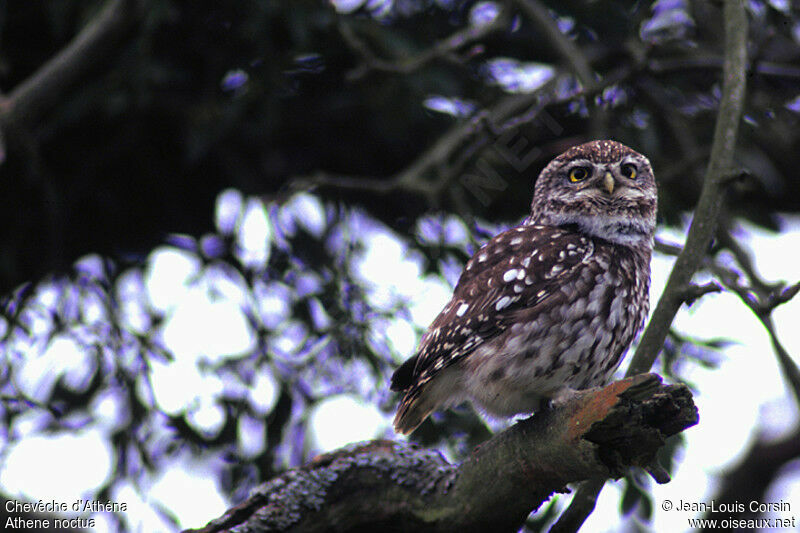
[1,0,799,531]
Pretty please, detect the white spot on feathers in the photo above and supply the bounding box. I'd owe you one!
[456,303,470,317]
[495,296,511,311]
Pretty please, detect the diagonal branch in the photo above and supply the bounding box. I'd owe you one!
[649,55,800,80]
[692,233,800,528]
[288,66,633,207]
[293,0,640,209]
[711,262,800,410]
[190,374,697,533]
[0,0,143,133]
[551,1,749,531]
[626,0,748,376]
[657,229,800,414]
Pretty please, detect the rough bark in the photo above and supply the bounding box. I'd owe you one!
[190,373,697,533]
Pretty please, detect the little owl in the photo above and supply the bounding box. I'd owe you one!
[391,140,657,434]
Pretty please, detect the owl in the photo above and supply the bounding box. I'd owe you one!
[390,140,657,435]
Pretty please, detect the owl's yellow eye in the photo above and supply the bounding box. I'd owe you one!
[569,166,590,182]
[621,163,637,179]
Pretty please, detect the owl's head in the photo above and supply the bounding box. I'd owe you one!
[528,140,657,246]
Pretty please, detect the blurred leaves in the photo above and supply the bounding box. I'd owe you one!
[0,192,414,527]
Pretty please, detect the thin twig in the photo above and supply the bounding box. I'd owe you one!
[679,282,722,307]
[716,224,782,294]
[514,0,594,86]
[650,55,800,79]
[762,314,800,410]
[339,5,510,81]
[653,237,683,256]
[710,261,800,410]
[548,478,605,533]
[660,226,800,411]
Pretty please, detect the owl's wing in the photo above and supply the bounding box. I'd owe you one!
[390,224,595,393]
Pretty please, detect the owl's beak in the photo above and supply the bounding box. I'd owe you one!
[603,171,615,194]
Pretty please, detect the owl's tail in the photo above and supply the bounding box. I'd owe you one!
[392,388,433,435]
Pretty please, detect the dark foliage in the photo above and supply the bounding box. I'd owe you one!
[1,1,800,291]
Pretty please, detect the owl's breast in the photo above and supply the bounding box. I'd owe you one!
[461,241,650,417]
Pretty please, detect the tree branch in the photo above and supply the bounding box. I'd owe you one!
[513,0,593,86]
[711,262,800,410]
[0,0,142,136]
[715,225,783,295]
[338,4,510,81]
[288,65,633,207]
[660,227,800,420]
[552,1,748,530]
[649,55,800,80]
[191,374,697,533]
[627,0,747,376]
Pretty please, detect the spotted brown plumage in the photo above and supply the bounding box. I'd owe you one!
[391,140,657,435]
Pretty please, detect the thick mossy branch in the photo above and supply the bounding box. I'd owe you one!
[191,374,697,533]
